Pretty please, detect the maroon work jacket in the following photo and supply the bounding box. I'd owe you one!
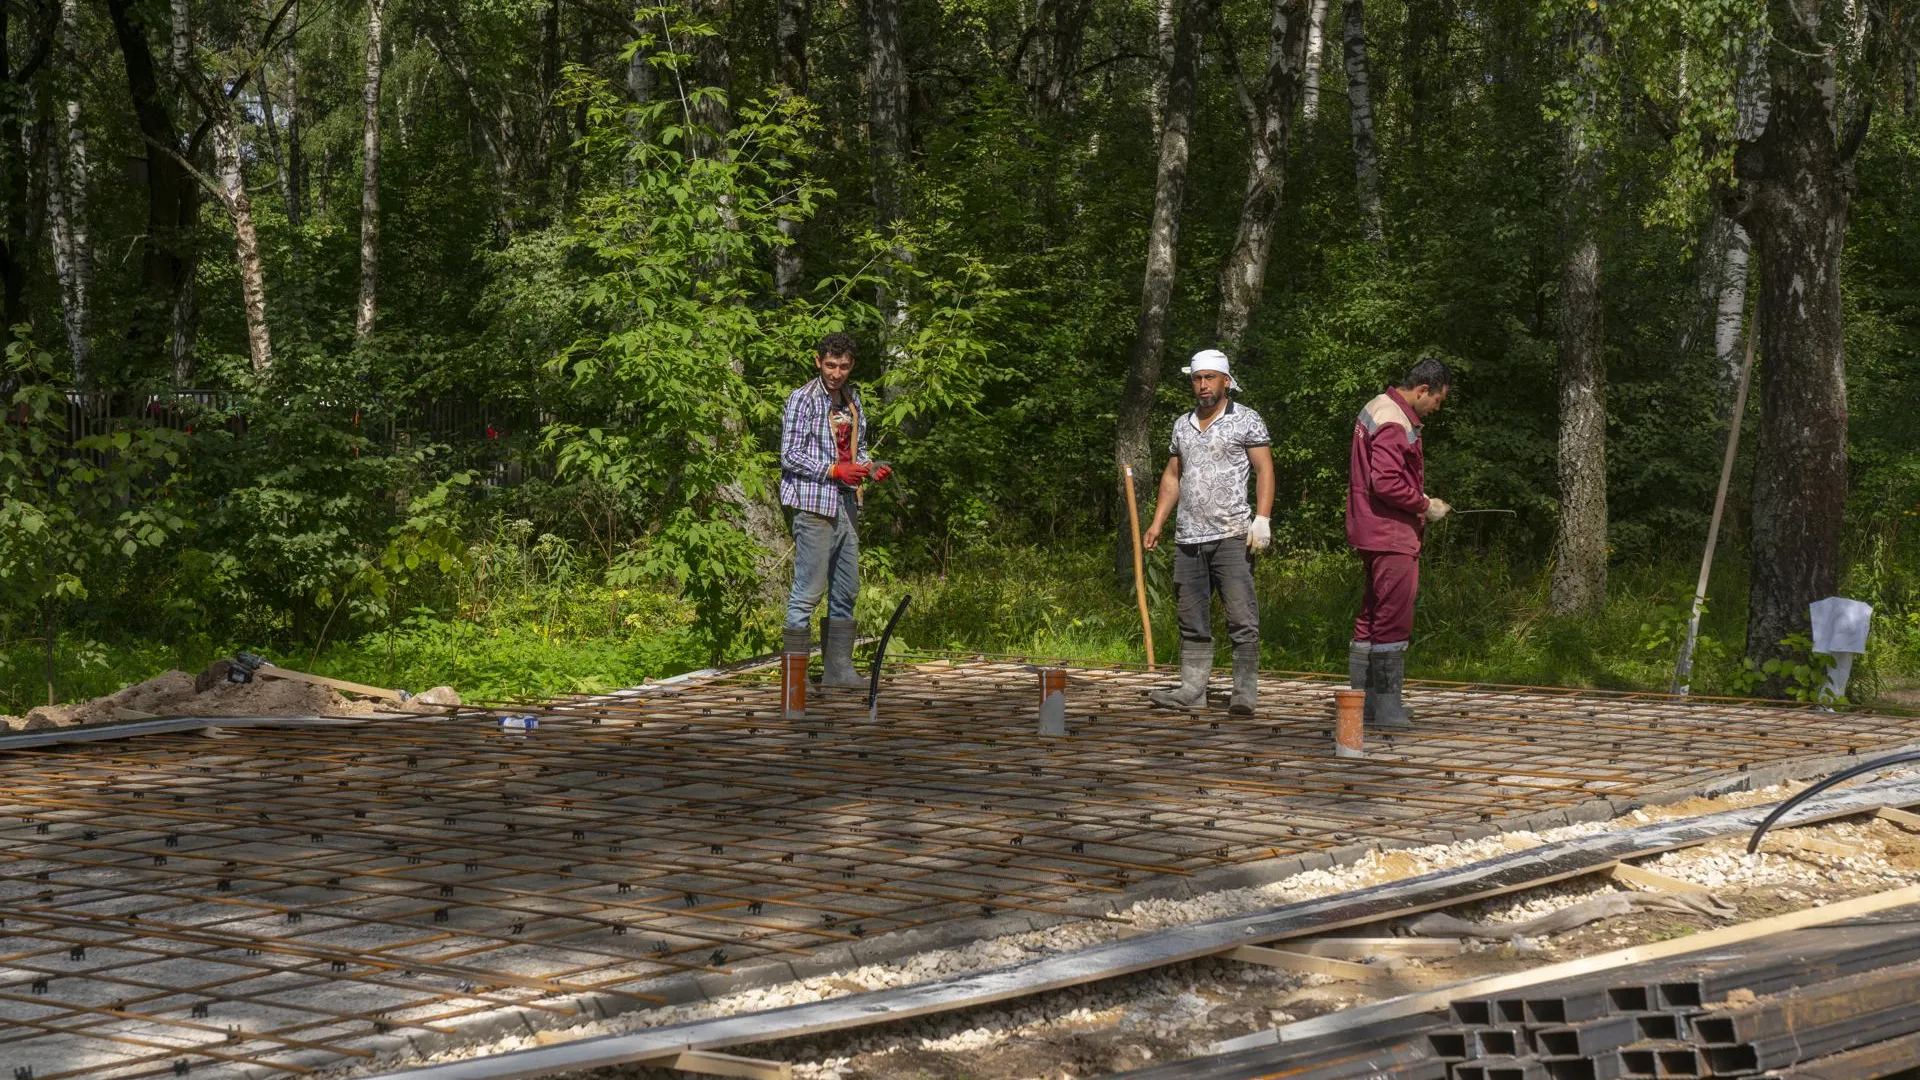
[1346,387,1430,556]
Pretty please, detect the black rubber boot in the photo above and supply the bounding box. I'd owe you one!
[1348,641,1376,725]
[822,618,866,688]
[1149,644,1212,709]
[1229,643,1260,716]
[1369,647,1412,730]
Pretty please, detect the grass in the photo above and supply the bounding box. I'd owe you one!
[7,538,1915,713]
[864,541,1766,695]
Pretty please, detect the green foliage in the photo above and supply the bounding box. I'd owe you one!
[1730,633,1841,704]
[17,0,1920,706]
[0,334,189,702]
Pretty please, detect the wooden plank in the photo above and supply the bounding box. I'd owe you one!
[256,667,406,702]
[1220,882,1920,1053]
[1876,806,1920,831]
[1226,946,1387,982]
[1766,831,1865,859]
[1606,863,1711,894]
[670,1050,791,1079]
[1284,937,1465,959]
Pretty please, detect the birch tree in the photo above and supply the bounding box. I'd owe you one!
[773,0,807,297]
[355,0,387,343]
[1674,41,1767,416]
[1341,0,1382,242]
[1115,0,1218,565]
[1215,0,1309,350]
[210,108,272,373]
[1021,0,1094,115]
[1301,0,1327,120]
[862,0,909,228]
[47,0,90,381]
[177,0,299,376]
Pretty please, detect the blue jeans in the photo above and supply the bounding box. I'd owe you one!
[785,495,859,628]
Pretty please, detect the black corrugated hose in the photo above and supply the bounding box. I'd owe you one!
[1747,749,1920,853]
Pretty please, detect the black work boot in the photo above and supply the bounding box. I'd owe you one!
[1149,644,1212,709]
[821,618,866,688]
[1348,641,1376,725]
[1229,642,1260,716]
[1369,646,1412,730]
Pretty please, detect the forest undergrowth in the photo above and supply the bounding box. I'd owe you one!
[9,529,1916,715]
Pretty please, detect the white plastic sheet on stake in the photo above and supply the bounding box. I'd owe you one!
[1809,596,1873,703]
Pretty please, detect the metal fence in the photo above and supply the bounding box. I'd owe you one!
[57,389,548,486]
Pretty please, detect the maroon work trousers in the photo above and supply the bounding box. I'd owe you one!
[1353,551,1419,645]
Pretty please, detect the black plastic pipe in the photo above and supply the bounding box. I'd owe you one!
[1746,749,1920,854]
[867,595,912,718]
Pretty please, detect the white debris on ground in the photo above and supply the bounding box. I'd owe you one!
[322,774,1920,1080]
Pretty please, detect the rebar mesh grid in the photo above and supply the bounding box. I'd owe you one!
[2,654,1913,1079]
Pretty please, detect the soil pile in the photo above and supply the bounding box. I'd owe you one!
[0,668,399,731]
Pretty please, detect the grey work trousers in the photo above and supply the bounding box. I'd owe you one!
[1172,537,1260,647]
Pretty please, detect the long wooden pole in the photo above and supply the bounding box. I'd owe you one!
[1123,465,1156,669]
[1672,316,1758,695]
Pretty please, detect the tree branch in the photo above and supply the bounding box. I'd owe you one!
[1638,93,1678,141]
[1209,8,1263,149]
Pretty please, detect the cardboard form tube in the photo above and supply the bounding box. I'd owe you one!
[1333,688,1366,758]
[781,651,807,720]
[1037,667,1068,736]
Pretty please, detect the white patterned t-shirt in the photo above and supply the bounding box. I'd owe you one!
[1169,400,1271,544]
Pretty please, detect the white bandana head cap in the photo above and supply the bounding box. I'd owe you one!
[1182,349,1241,392]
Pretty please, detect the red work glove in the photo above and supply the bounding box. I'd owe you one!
[830,462,872,485]
[871,463,893,483]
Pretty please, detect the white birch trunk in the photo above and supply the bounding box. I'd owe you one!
[1115,0,1216,573]
[1341,0,1382,242]
[355,0,387,343]
[1302,0,1328,121]
[1215,0,1308,349]
[48,0,91,382]
[1710,220,1751,408]
[1147,0,1175,132]
[773,0,808,298]
[212,111,272,374]
[171,0,191,81]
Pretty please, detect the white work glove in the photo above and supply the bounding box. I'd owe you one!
[1424,496,1451,523]
[1246,515,1272,553]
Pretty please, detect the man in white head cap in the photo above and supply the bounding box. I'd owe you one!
[1142,349,1276,716]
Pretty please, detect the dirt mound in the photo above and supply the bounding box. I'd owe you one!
[2,668,397,732]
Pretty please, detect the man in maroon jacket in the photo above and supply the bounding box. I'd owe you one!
[1347,357,1453,729]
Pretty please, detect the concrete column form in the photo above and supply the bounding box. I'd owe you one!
[1036,667,1068,736]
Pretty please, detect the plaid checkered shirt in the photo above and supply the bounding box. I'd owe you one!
[780,376,870,516]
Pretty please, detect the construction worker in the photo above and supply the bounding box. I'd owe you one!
[1143,349,1276,716]
[1347,356,1453,729]
[780,332,892,687]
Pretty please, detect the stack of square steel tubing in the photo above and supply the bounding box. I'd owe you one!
[1123,907,1920,1080]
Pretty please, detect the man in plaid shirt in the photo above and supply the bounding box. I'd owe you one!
[780,332,893,686]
